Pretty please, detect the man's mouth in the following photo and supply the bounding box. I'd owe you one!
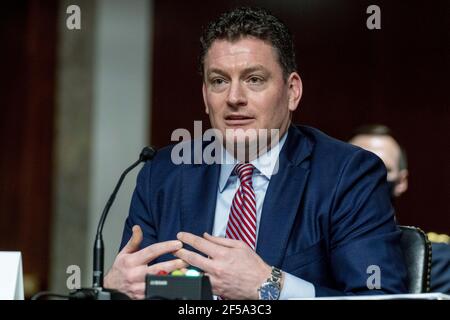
[224,115,255,126]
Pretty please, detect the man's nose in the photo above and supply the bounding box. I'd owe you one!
[226,81,247,108]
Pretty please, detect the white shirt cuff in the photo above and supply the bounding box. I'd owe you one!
[279,271,315,299]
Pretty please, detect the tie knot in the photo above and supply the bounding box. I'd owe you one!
[234,163,254,185]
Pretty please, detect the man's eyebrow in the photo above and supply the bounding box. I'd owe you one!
[206,68,228,78]
[206,65,269,78]
[240,65,268,76]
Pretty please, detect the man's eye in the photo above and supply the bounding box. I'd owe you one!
[211,78,226,86]
[247,76,264,84]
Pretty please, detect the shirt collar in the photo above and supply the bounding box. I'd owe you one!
[218,131,288,193]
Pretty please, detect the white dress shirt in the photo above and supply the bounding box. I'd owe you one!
[211,132,315,299]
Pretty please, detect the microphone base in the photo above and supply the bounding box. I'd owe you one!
[69,287,130,300]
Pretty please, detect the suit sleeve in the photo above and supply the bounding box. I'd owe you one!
[119,161,158,251]
[430,243,450,294]
[315,149,408,296]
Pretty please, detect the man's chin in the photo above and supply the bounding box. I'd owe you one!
[222,132,260,162]
[214,125,280,160]
[223,125,258,136]
[224,130,258,145]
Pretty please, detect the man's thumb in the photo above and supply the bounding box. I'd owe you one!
[122,225,143,254]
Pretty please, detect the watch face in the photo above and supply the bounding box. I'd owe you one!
[259,282,280,300]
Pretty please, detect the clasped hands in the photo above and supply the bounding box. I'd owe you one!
[104,225,274,300]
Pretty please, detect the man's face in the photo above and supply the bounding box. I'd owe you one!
[202,37,302,152]
[350,134,408,197]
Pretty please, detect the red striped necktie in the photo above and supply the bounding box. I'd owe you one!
[225,163,257,250]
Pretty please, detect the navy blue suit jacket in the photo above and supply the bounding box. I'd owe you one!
[430,242,450,294]
[120,125,408,296]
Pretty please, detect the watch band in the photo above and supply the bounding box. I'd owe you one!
[257,266,283,300]
[269,266,282,288]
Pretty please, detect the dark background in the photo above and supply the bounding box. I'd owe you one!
[0,0,57,293]
[0,0,448,293]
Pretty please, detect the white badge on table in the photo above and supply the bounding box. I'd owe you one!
[0,252,24,300]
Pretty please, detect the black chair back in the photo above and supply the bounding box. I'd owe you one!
[399,226,432,293]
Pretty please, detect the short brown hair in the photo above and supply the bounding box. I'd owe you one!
[199,7,297,79]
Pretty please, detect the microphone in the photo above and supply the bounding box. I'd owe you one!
[93,146,156,288]
[71,146,157,300]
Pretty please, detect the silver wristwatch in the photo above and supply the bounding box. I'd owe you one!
[257,266,283,300]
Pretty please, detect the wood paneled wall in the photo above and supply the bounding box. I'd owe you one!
[0,0,58,294]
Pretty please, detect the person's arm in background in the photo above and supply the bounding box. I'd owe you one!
[430,242,450,294]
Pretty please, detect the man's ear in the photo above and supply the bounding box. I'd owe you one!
[395,169,409,196]
[202,82,209,115]
[288,72,302,112]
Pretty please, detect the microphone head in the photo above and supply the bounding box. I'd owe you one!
[139,146,157,162]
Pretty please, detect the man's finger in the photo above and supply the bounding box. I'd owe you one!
[121,225,143,254]
[132,240,183,266]
[203,232,242,248]
[148,259,189,274]
[173,248,213,272]
[177,232,222,258]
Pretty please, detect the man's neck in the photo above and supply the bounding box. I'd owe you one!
[222,127,289,163]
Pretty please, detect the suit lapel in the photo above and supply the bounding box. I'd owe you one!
[256,125,313,266]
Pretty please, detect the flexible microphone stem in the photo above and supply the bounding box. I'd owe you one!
[92,147,156,289]
[93,159,142,288]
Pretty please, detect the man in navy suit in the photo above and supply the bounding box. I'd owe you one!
[104,7,407,299]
